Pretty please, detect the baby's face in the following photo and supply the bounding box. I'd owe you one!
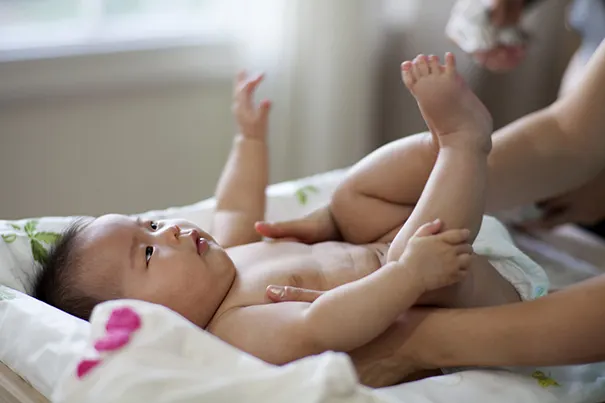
[77,214,236,326]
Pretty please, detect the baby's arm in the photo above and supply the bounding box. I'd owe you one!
[212,72,271,247]
[213,224,472,364]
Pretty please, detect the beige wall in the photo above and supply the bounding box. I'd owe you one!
[0,82,235,219]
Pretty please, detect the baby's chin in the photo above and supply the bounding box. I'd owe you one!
[204,244,235,273]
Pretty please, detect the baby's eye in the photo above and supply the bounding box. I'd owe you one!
[145,246,154,266]
[149,221,158,230]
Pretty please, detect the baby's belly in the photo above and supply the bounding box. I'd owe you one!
[220,241,387,311]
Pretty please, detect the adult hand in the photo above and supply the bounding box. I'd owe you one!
[489,0,525,27]
[470,0,527,73]
[524,171,605,229]
[255,204,341,244]
[473,46,526,73]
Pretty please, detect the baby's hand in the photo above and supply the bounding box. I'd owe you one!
[233,70,271,140]
[400,220,473,292]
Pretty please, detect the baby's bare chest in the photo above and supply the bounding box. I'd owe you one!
[217,241,385,312]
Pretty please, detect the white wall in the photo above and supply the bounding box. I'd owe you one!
[0,81,235,219]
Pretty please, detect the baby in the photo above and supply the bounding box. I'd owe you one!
[34,53,537,380]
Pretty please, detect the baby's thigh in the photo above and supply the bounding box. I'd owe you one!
[331,189,415,244]
[331,133,436,244]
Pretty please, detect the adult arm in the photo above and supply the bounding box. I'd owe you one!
[486,39,605,211]
[403,273,605,369]
[267,274,605,383]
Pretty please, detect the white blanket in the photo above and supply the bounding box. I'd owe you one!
[52,299,560,403]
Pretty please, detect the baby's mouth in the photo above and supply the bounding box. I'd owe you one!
[190,230,209,255]
[197,237,210,255]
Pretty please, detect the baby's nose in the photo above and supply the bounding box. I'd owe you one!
[163,224,181,240]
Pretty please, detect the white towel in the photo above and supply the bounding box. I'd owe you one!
[446,0,528,53]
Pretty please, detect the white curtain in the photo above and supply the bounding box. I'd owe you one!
[231,0,384,183]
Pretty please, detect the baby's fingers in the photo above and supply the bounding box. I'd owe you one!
[235,69,247,82]
[243,73,265,94]
[257,99,272,120]
[235,73,265,113]
[413,219,442,238]
[233,70,248,95]
[456,244,474,256]
[234,71,264,97]
[438,228,470,245]
[457,253,473,270]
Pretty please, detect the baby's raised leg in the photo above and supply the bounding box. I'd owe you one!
[387,53,493,262]
[388,53,519,308]
[330,131,439,245]
[330,54,491,248]
[330,54,519,309]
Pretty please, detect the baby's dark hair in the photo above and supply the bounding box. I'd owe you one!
[33,218,101,321]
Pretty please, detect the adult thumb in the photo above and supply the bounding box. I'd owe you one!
[266,285,324,303]
[255,220,316,243]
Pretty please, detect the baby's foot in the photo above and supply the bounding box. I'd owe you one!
[401,53,493,153]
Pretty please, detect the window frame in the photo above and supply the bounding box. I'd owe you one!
[0,0,239,100]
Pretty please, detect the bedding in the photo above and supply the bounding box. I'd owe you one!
[0,168,604,403]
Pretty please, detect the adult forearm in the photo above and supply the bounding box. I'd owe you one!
[487,40,605,211]
[306,262,423,353]
[215,135,268,220]
[414,274,605,369]
[486,108,588,211]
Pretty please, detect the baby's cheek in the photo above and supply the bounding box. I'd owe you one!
[167,262,206,294]
[145,279,191,312]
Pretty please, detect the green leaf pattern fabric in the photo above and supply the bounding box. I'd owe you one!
[34,232,62,244]
[24,220,37,236]
[531,371,560,388]
[0,286,16,301]
[1,220,60,265]
[295,185,319,206]
[1,234,17,243]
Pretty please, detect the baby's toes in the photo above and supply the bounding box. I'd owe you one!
[445,52,457,76]
[414,55,430,77]
[428,55,442,75]
[401,61,416,89]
